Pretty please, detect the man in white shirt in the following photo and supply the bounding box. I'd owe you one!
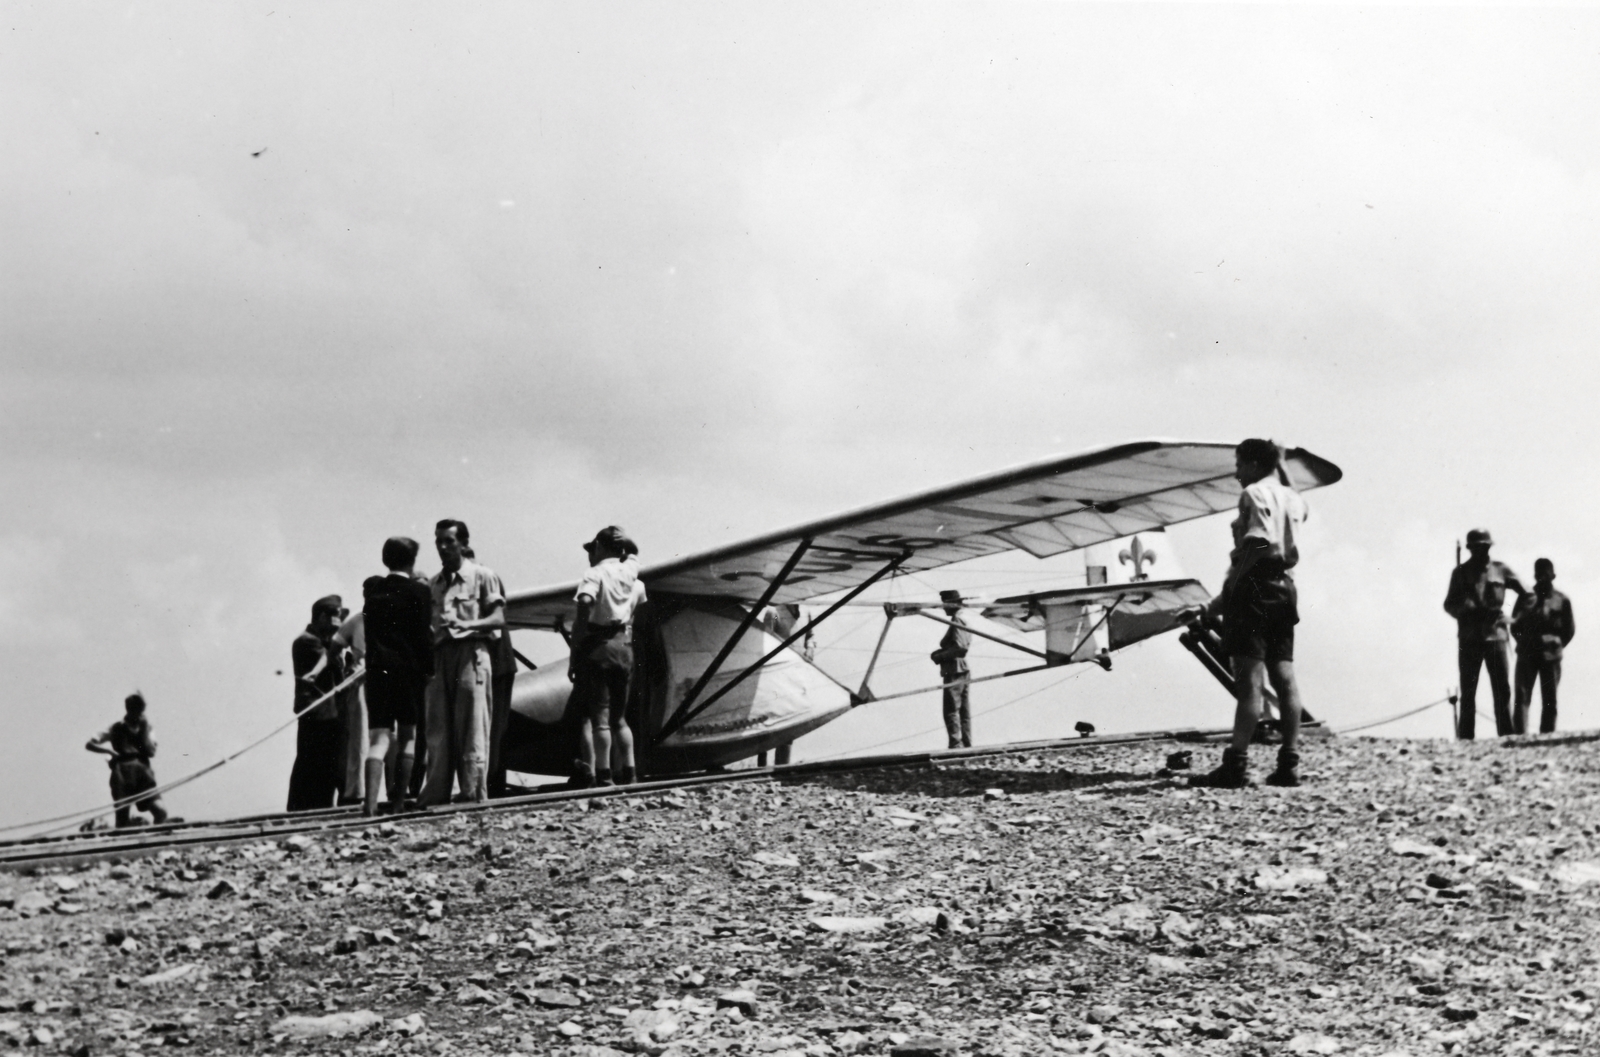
[569,525,647,787]
[419,519,504,806]
[1191,438,1311,789]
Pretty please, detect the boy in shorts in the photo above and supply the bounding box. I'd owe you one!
[362,537,434,814]
[86,693,172,827]
[568,526,646,787]
[1191,438,1311,789]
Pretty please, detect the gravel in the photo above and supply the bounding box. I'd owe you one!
[2,731,1599,1056]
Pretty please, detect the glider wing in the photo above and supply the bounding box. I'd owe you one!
[504,439,1339,625]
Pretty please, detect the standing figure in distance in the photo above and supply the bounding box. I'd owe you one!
[931,589,972,749]
[1443,528,1528,739]
[85,693,171,827]
[287,595,347,811]
[1191,438,1310,789]
[420,520,504,806]
[1511,557,1575,735]
[569,525,646,788]
[362,536,434,815]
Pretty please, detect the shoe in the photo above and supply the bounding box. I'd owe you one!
[617,767,637,786]
[1264,750,1301,787]
[595,770,615,787]
[567,760,594,790]
[1188,747,1251,789]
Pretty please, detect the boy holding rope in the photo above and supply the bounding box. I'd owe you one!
[85,693,172,827]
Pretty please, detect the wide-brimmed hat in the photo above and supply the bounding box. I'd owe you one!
[939,589,964,604]
[1465,528,1493,547]
[583,525,638,557]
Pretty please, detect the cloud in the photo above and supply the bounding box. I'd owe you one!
[0,535,83,648]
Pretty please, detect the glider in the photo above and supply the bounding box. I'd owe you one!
[499,439,1342,777]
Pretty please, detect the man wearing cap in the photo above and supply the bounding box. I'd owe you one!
[420,519,505,806]
[930,590,973,749]
[1444,528,1528,739]
[1511,558,1575,734]
[287,595,347,811]
[569,526,647,787]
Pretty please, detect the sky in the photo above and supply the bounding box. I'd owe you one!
[4,2,1598,830]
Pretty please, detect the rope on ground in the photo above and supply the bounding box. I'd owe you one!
[4,667,367,839]
[1334,696,1453,735]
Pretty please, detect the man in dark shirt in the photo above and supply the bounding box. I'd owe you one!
[1443,529,1528,739]
[1512,557,1575,735]
[362,538,434,815]
[288,595,346,811]
[931,590,973,749]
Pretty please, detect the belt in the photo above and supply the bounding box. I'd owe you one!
[588,623,628,638]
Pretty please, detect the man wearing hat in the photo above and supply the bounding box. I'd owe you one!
[1444,529,1528,739]
[569,526,646,786]
[931,589,973,749]
[287,594,348,810]
[1511,558,1575,734]
[420,519,505,805]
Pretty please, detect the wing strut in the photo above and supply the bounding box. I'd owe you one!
[674,538,814,717]
[1056,593,1127,665]
[855,606,897,702]
[654,552,909,746]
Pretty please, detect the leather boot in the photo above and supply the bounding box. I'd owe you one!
[1265,749,1301,787]
[1188,747,1251,789]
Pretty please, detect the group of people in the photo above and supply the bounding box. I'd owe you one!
[1445,529,1576,739]
[287,520,647,816]
[1182,437,1579,791]
[81,439,1577,826]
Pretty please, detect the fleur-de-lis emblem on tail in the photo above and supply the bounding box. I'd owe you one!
[1118,537,1156,581]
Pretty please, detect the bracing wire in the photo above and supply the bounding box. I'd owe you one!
[1333,696,1453,735]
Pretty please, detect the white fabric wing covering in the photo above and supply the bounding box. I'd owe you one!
[504,439,1340,623]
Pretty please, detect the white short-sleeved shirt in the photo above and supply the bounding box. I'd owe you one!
[1232,475,1309,571]
[430,560,506,644]
[576,556,647,626]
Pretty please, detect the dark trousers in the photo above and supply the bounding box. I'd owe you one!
[942,679,971,748]
[488,674,514,795]
[286,719,343,811]
[1457,639,1512,739]
[1514,652,1562,735]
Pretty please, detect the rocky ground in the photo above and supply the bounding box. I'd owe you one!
[3,732,1600,1057]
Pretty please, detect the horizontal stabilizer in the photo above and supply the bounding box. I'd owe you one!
[983,577,1211,662]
